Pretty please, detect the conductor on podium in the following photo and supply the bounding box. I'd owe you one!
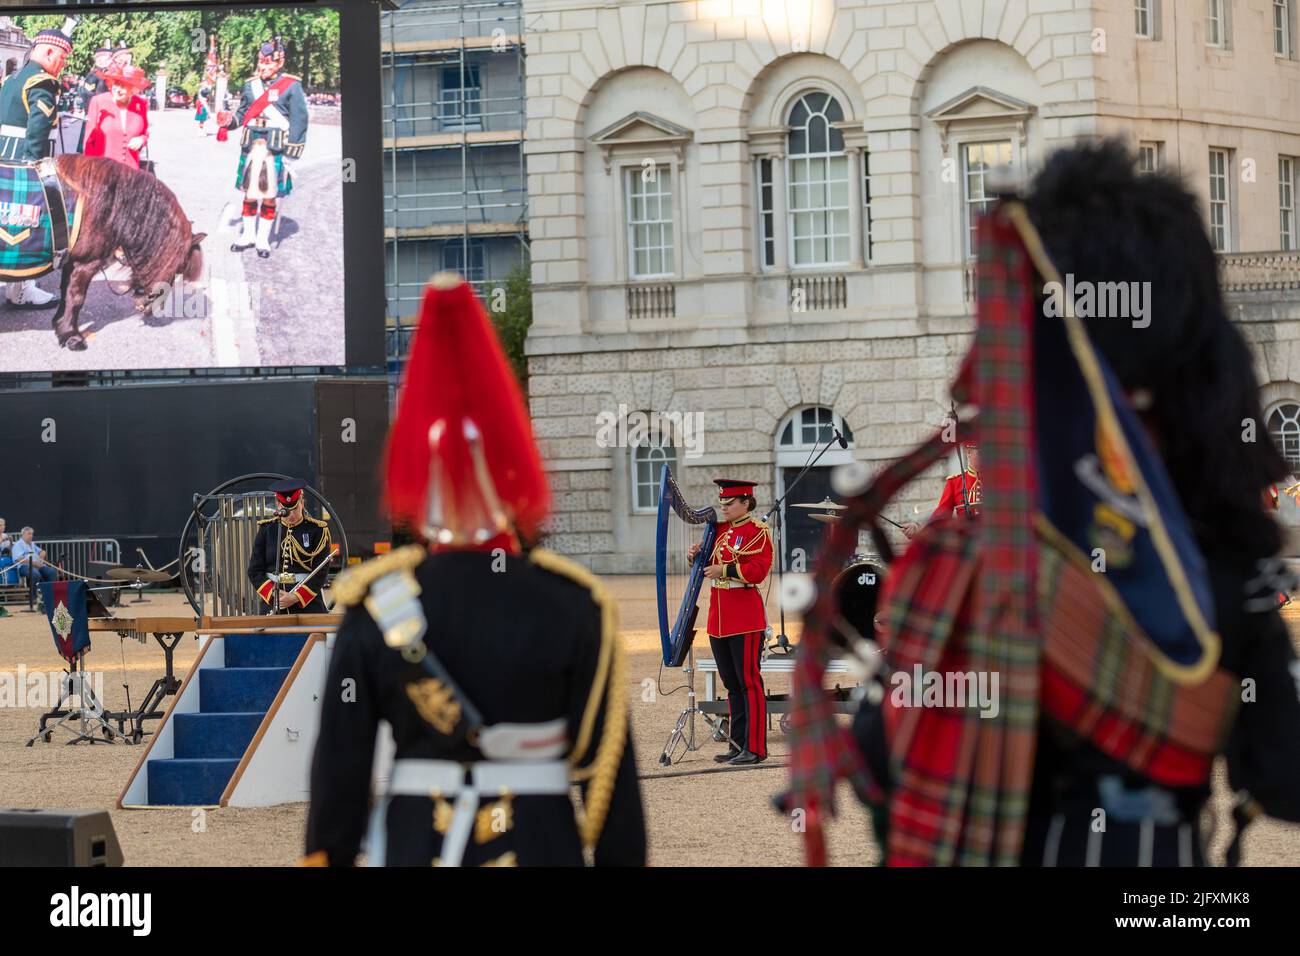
[247,479,332,613]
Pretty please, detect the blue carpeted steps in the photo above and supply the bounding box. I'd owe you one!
[145,632,310,805]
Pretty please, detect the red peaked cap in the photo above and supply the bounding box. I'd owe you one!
[384,275,550,538]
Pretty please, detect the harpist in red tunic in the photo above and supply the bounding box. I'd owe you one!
[83,65,150,171]
[690,478,774,764]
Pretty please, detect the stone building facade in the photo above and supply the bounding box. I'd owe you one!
[522,0,1300,572]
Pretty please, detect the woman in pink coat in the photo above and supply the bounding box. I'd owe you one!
[83,63,150,170]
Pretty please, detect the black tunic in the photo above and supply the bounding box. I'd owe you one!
[305,548,647,867]
[246,515,331,614]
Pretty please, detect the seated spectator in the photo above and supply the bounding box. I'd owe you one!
[12,527,56,585]
[0,517,13,585]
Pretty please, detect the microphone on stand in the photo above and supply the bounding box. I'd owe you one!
[833,427,848,450]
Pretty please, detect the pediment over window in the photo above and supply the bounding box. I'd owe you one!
[590,111,693,172]
[926,86,1035,151]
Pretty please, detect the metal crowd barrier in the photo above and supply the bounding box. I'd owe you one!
[39,537,122,581]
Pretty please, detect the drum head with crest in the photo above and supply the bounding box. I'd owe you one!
[830,560,885,648]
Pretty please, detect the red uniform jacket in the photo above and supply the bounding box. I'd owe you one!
[931,469,981,521]
[83,92,148,170]
[705,514,773,638]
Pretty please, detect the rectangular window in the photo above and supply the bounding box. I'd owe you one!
[962,141,1013,258]
[441,239,486,284]
[1206,0,1226,48]
[1208,148,1231,252]
[1282,156,1297,251]
[1278,0,1293,57]
[1138,141,1161,174]
[1136,0,1153,37]
[863,151,873,262]
[626,165,675,278]
[788,153,850,267]
[757,158,775,268]
[438,64,481,131]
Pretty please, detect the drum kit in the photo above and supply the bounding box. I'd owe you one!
[790,498,887,646]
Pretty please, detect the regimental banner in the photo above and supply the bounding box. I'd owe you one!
[41,580,92,662]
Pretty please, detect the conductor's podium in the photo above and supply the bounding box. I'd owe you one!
[114,615,342,808]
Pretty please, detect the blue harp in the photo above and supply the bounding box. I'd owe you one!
[654,464,718,667]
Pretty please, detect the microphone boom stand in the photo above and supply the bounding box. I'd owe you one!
[764,432,842,650]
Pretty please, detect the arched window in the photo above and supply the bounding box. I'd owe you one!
[1268,402,1300,471]
[777,405,854,450]
[631,436,679,513]
[786,92,849,267]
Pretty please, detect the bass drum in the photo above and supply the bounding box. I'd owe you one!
[830,560,886,648]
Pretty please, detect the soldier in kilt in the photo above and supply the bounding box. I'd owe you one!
[0,24,73,308]
[216,38,308,258]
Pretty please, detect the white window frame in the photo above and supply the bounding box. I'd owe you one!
[624,164,676,280]
[438,63,482,131]
[1206,0,1229,49]
[1277,0,1294,57]
[631,441,678,513]
[961,139,1015,259]
[786,91,852,269]
[776,406,855,455]
[863,150,874,263]
[1268,401,1300,472]
[756,156,776,269]
[1138,141,1162,174]
[1208,147,1233,252]
[1135,0,1154,38]
[1282,156,1298,251]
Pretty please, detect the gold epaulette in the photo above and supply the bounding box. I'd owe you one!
[256,516,278,526]
[527,548,626,852]
[331,544,426,608]
[305,515,329,528]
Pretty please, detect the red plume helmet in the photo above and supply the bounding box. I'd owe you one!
[385,273,550,551]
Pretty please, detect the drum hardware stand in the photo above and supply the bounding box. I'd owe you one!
[658,648,729,766]
[127,570,150,605]
[27,651,127,746]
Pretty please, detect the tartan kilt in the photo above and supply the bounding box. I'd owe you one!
[234,148,292,197]
[0,159,73,280]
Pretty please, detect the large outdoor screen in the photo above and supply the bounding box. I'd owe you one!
[0,2,382,372]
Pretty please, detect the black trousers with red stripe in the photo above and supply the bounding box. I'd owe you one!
[709,630,767,757]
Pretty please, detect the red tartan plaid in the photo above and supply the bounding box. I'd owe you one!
[787,202,1238,867]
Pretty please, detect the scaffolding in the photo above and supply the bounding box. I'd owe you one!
[381,0,528,383]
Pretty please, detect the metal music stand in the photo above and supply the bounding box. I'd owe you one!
[27,648,126,746]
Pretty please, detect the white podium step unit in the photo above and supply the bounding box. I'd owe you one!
[118,627,338,809]
[695,656,859,734]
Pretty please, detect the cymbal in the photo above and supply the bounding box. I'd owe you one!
[106,567,173,583]
[791,498,846,511]
[810,513,840,524]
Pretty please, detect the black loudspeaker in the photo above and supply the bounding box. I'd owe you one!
[0,810,124,867]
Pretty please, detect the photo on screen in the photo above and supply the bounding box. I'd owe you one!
[0,4,348,372]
